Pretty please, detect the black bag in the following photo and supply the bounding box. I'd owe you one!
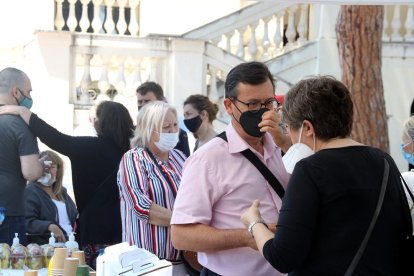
[397,173,414,275]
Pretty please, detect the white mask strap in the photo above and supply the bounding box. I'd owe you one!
[298,123,305,143]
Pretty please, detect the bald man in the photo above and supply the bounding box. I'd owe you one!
[0,67,43,245]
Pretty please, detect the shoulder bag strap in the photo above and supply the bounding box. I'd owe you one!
[218,132,285,199]
[397,172,414,236]
[344,158,390,276]
[145,148,177,197]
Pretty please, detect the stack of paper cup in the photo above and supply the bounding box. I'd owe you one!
[50,247,68,276]
[71,251,86,265]
[63,257,80,276]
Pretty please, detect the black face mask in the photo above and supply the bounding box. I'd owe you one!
[238,108,269,137]
[184,116,202,133]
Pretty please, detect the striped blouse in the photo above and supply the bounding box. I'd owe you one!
[117,147,186,261]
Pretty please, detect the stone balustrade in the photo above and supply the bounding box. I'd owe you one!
[383,5,414,42]
[55,0,140,36]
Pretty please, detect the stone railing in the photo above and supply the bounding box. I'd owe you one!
[183,2,310,62]
[383,5,414,42]
[55,0,140,36]
[70,34,169,112]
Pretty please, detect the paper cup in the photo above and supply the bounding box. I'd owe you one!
[89,272,96,276]
[52,247,68,269]
[63,257,80,276]
[71,250,86,265]
[24,270,38,276]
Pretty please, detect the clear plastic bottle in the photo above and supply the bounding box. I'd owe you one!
[49,232,56,247]
[64,232,79,257]
[96,248,105,276]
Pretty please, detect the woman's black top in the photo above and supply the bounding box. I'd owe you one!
[29,114,123,246]
[264,146,406,275]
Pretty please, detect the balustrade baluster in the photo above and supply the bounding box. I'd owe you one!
[129,0,140,36]
[248,22,259,61]
[391,5,403,42]
[273,11,284,56]
[91,0,103,33]
[285,6,298,50]
[79,0,91,32]
[383,6,390,42]
[117,0,128,35]
[297,4,308,44]
[236,27,246,59]
[261,17,271,61]
[208,66,219,104]
[225,31,234,53]
[80,54,93,104]
[67,0,78,32]
[130,58,142,91]
[104,0,116,34]
[97,57,111,101]
[149,58,158,82]
[115,57,126,94]
[55,0,65,30]
[405,5,414,42]
[98,61,109,93]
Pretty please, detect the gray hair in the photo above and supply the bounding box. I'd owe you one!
[283,75,353,140]
[403,116,414,141]
[0,67,27,94]
[131,101,177,148]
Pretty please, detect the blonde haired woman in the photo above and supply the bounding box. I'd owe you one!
[25,150,78,244]
[117,101,186,274]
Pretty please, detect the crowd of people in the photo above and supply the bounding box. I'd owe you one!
[0,63,413,275]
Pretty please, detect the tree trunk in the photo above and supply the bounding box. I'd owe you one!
[335,5,389,153]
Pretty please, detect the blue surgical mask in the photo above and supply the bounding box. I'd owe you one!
[16,89,33,109]
[401,143,414,165]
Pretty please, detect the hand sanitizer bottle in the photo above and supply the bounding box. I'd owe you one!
[65,232,79,257]
[49,232,56,246]
[12,233,19,248]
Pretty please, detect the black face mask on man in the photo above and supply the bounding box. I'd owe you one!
[232,100,268,137]
[184,115,202,133]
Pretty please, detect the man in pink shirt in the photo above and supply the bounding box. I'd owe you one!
[171,62,291,275]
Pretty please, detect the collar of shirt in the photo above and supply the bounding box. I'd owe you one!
[225,123,279,162]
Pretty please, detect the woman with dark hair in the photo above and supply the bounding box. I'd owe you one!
[183,94,219,151]
[241,76,408,275]
[25,150,78,245]
[0,101,134,268]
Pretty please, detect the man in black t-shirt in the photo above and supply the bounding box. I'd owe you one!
[136,81,190,157]
[0,67,43,245]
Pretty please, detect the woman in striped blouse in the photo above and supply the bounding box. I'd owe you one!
[117,101,187,273]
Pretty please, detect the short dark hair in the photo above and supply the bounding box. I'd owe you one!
[224,62,275,99]
[283,76,353,140]
[184,94,219,122]
[136,81,164,100]
[94,101,134,152]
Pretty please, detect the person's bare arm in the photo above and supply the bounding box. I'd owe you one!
[20,154,43,181]
[148,203,172,227]
[171,223,257,252]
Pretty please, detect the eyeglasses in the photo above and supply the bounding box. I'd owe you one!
[232,98,279,111]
